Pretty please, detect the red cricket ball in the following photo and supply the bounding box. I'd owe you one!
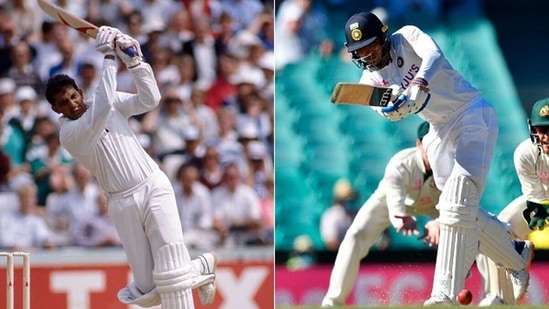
[457,289,472,305]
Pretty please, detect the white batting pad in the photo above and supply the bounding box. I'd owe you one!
[477,209,524,270]
[431,223,478,301]
[153,242,194,308]
[431,175,480,301]
[476,254,515,305]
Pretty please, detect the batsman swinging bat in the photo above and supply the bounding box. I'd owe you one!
[331,82,393,107]
[37,0,136,57]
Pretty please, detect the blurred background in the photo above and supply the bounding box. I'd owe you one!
[0,0,274,308]
[274,0,549,306]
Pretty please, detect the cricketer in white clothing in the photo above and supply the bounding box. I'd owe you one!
[321,121,441,307]
[44,26,216,309]
[340,12,532,305]
[476,98,549,305]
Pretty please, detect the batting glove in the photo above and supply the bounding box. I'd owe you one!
[523,199,549,230]
[115,33,143,68]
[96,26,121,56]
[376,84,430,121]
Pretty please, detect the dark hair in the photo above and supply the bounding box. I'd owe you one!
[45,74,79,105]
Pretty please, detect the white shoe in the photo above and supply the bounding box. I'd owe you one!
[195,252,217,306]
[320,298,342,308]
[478,293,504,306]
[424,293,454,306]
[509,240,534,301]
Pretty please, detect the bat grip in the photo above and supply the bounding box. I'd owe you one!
[124,47,137,57]
[381,94,407,113]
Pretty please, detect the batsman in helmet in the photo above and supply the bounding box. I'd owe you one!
[339,11,533,306]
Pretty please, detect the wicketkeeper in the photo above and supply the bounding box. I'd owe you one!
[476,98,549,305]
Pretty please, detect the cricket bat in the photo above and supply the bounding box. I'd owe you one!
[331,82,394,107]
[37,0,136,56]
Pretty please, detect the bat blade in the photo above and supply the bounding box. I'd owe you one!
[37,0,98,38]
[37,0,136,57]
[331,82,393,107]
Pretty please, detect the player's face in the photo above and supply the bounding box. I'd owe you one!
[50,86,88,120]
[534,126,549,154]
[356,41,383,65]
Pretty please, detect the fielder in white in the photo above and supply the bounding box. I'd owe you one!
[476,98,549,306]
[45,26,216,309]
[340,11,533,305]
[321,121,441,307]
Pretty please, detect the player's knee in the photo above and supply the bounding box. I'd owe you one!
[153,242,195,293]
[438,175,480,227]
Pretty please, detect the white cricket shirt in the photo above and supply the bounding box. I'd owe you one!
[360,25,481,125]
[58,60,161,194]
[514,139,549,200]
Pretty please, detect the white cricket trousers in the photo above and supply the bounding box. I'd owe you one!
[323,196,392,305]
[107,170,191,294]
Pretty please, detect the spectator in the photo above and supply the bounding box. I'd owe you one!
[122,10,147,45]
[174,162,217,250]
[9,86,40,150]
[145,88,194,160]
[320,178,359,251]
[257,51,274,104]
[259,175,274,244]
[0,16,20,76]
[46,164,101,229]
[274,0,308,70]
[246,9,274,52]
[33,21,65,82]
[71,191,122,247]
[199,145,224,191]
[77,60,100,103]
[215,108,244,167]
[212,163,263,246]
[236,92,272,145]
[220,0,264,32]
[87,0,133,31]
[182,125,206,169]
[0,77,19,123]
[25,131,73,206]
[7,40,44,96]
[180,16,217,90]
[173,54,197,103]
[214,12,236,56]
[136,0,183,30]
[162,8,193,54]
[4,0,43,43]
[245,140,272,199]
[47,38,79,80]
[204,52,238,111]
[0,181,56,251]
[188,85,219,145]
[150,47,179,90]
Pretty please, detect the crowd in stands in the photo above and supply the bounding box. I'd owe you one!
[0,0,274,251]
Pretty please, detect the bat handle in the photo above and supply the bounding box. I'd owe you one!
[124,47,137,57]
[381,94,408,113]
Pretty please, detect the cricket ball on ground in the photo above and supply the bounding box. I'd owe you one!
[457,289,472,305]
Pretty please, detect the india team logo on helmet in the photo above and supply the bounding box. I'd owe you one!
[344,12,387,52]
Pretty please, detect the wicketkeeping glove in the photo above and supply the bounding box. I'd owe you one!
[96,26,121,56]
[115,34,143,68]
[523,199,549,230]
